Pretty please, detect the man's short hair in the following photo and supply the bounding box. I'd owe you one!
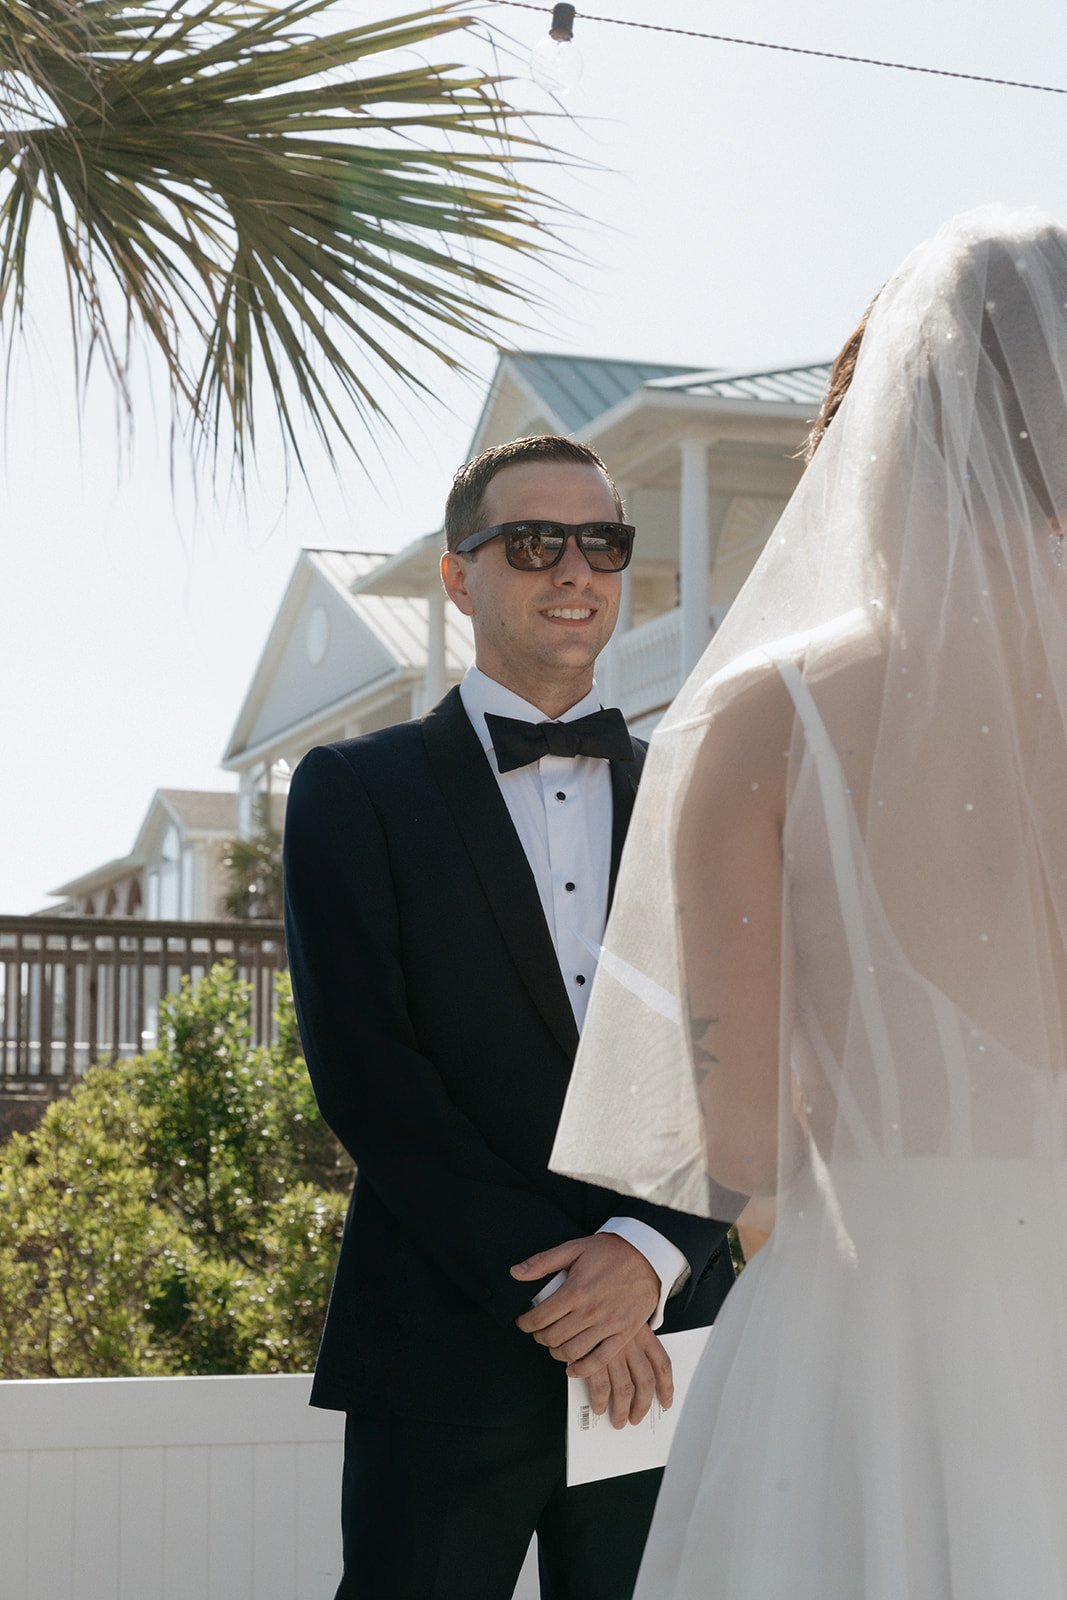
[444,435,624,552]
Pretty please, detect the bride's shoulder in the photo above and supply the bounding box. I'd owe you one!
[680,608,882,719]
[666,608,886,790]
[797,606,886,687]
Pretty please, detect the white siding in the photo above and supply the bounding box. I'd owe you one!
[246,576,396,754]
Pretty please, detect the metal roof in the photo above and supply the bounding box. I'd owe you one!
[308,549,390,591]
[307,549,471,671]
[648,362,832,406]
[351,591,472,672]
[340,533,442,598]
[506,352,711,432]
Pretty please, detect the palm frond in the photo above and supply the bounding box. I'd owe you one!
[0,1,564,473]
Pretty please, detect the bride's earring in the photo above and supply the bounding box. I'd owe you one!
[1049,522,1066,567]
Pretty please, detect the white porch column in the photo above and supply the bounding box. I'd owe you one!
[193,842,208,921]
[423,589,447,710]
[237,767,259,839]
[616,482,635,636]
[597,487,634,707]
[679,438,712,676]
[617,563,634,634]
[598,567,633,708]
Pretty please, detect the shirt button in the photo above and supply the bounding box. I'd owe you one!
[575,974,586,986]
[565,882,576,892]
[555,791,567,802]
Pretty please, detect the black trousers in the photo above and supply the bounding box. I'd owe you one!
[336,1392,663,1600]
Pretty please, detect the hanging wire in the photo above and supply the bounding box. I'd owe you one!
[484,0,1067,97]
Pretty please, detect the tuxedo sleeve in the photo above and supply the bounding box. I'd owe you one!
[283,744,587,1330]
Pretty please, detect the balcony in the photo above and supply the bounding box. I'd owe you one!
[0,916,286,1129]
[610,604,727,728]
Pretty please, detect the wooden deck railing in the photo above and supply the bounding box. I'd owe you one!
[0,915,287,1094]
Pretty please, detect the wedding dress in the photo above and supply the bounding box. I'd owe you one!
[551,207,1067,1597]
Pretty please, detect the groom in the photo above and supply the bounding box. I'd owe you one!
[283,434,736,1599]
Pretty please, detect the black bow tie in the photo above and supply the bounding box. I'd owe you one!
[485,708,632,773]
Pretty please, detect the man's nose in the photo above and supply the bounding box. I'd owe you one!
[551,534,594,583]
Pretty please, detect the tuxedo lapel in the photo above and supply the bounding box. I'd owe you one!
[421,689,581,1061]
[608,737,646,909]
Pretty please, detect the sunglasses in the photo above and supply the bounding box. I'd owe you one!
[454,520,635,572]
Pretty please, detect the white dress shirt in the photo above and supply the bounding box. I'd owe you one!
[460,665,689,1328]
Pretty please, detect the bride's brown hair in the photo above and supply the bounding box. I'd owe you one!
[802,299,877,463]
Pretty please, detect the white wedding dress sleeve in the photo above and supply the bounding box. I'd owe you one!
[551,206,1067,1599]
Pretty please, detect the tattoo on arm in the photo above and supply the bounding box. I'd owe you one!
[688,1013,719,1084]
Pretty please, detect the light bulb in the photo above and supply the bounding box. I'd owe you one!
[531,4,583,96]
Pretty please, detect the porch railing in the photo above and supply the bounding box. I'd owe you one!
[612,604,728,724]
[0,915,287,1092]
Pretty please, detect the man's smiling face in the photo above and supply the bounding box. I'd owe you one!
[441,459,624,714]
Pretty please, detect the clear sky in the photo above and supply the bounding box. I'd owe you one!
[4,0,1067,912]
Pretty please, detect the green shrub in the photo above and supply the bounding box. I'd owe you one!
[0,964,352,1377]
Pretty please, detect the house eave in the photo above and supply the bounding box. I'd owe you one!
[48,854,143,899]
[221,665,418,771]
[350,533,443,598]
[584,385,820,442]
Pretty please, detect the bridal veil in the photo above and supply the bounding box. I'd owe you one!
[550,204,1067,1597]
[553,205,1067,1223]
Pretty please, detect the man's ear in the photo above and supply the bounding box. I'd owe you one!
[441,549,474,617]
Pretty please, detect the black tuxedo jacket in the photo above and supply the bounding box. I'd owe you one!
[283,686,735,1425]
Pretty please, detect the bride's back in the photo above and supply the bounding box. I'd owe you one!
[787,624,1067,1170]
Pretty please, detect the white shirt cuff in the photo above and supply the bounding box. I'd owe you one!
[598,1217,691,1331]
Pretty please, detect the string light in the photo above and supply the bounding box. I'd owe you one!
[487,1,1067,98]
[531,4,584,93]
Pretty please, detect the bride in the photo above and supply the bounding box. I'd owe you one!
[551,207,1067,1598]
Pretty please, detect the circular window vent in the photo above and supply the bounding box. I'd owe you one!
[305,605,329,665]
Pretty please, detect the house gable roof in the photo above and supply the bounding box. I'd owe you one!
[222,547,473,767]
[153,789,285,834]
[504,353,708,432]
[130,787,272,862]
[223,551,398,764]
[468,350,711,455]
[47,787,282,899]
[155,790,238,833]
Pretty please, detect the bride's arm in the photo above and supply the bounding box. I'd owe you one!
[736,1196,776,1259]
[675,668,792,1199]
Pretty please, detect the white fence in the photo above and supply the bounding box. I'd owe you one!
[0,1375,342,1600]
[0,1375,539,1600]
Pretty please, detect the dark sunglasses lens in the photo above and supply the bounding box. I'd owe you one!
[506,523,565,569]
[579,524,631,570]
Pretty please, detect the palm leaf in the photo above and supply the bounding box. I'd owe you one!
[0,1,565,473]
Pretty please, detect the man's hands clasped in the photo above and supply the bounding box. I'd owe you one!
[510,1233,674,1429]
